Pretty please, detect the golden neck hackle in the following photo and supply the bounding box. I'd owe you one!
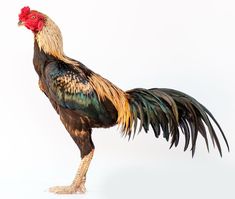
[35,17,77,65]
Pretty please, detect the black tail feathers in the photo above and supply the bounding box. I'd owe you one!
[126,88,229,156]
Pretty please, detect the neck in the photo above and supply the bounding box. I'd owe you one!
[35,17,77,65]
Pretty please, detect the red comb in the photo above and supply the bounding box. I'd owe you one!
[19,6,31,21]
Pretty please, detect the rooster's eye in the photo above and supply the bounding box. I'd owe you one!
[31,16,36,19]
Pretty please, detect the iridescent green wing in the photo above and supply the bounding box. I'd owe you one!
[44,61,100,115]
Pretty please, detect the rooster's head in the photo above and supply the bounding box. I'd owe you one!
[18,6,45,33]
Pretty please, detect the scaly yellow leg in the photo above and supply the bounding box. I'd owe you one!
[49,149,94,194]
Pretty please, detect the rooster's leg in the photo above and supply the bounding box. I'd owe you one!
[49,149,94,194]
[49,129,94,194]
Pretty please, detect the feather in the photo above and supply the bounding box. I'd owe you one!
[126,88,229,156]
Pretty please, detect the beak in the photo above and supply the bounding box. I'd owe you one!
[18,21,25,26]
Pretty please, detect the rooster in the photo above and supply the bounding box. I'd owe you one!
[18,6,229,194]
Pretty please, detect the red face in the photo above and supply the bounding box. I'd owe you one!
[18,6,45,32]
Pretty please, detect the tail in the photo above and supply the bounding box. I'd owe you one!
[125,88,229,156]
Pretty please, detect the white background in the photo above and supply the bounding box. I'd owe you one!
[0,1,234,199]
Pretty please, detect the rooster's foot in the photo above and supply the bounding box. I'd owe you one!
[49,183,86,194]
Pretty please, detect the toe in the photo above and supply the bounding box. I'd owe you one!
[49,185,77,194]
